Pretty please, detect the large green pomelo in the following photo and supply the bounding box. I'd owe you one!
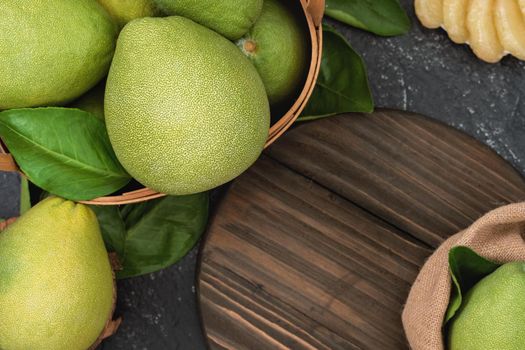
[97,0,161,29]
[0,197,114,350]
[237,0,308,106]
[448,261,525,350]
[105,16,270,195]
[154,0,263,40]
[0,0,117,109]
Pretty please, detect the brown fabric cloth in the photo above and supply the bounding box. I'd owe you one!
[402,202,525,350]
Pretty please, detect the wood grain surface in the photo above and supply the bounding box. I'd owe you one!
[197,110,525,349]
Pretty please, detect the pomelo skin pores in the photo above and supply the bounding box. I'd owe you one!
[0,197,114,350]
[238,0,309,105]
[154,0,263,40]
[448,261,525,350]
[105,16,270,196]
[0,0,117,109]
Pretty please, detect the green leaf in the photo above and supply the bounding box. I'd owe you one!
[325,0,410,36]
[445,246,500,324]
[90,205,127,253]
[92,193,209,279]
[19,176,31,215]
[299,25,373,121]
[120,199,160,230]
[0,108,131,201]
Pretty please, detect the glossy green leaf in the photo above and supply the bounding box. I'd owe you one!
[90,205,127,254]
[325,0,410,36]
[300,25,373,121]
[92,193,209,279]
[0,108,130,201]
[445,246,500,324]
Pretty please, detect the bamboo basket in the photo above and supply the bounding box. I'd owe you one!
[0,0,324,205]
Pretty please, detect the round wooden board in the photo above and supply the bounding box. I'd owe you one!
[197,110,525,350]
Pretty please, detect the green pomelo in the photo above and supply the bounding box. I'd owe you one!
[154,0,263,40]
[238,0,308,106]
[97,0,161,28]
[0,0,117,110]
[448,261,525,350]
[105,17,270,195]
[70,80,106,120]
[0,197,114,350]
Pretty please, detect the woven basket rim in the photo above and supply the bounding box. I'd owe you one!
[0,0,325,206]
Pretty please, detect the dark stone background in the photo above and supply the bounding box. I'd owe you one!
[3,0,525,349]
[0,171,21,218]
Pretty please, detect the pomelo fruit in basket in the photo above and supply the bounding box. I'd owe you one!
[105,16,270,196]
[448,261,525,350]
[97,0,161,28]
[71,80,106,120]
[0,197,114,350]
[237,0,308,106]
[153,0,263,40]
[0,0,117,110]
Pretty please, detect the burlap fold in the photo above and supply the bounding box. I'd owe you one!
[402,202,525,350]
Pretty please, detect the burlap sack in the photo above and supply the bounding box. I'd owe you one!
[402,202,525,350]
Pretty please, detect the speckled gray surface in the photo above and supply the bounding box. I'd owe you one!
[0,171,21,219]
[331,0,525,174]
[101,249,206,350]
[4,1,525,349]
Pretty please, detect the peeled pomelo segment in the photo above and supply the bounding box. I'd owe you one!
[443,0,469,43]
[519,0,525,13]
[415,0,444,28]
[467,0,505,63]
[494,0,525,60]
